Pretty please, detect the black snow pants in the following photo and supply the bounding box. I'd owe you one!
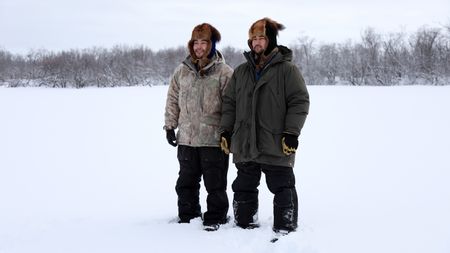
[232,161,298,232]
[176,145,229,225]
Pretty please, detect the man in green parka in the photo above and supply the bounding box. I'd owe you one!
[219,17,310,235]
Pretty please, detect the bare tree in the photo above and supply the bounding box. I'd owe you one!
[221,46,245,69]
[317,43,339,85]
[380,31,408,85]
[409,26,441,84]
[292,35,323,85]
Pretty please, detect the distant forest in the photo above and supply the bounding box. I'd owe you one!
[1,25,449,88]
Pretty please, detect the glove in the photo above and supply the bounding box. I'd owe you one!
[220,131,231,154]
[282,133,298,155]
[166,129,177,147]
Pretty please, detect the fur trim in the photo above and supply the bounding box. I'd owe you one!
[188,23,221,61]
[248,17,285,39]
[247,18,285,54]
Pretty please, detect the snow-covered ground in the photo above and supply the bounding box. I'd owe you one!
[1,86,449,253]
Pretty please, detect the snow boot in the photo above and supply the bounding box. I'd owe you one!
[203,224,220,232]
[203,215,230,231]
[270,229,291,243]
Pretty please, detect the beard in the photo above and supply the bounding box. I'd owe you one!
[195,49,206,59]
[253,45,265,55]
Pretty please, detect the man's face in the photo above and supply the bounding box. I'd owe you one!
[193,40,209,58]
[252,36,267,54]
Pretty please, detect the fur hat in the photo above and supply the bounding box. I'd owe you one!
[248,18,285,55]
[188,23,221,60]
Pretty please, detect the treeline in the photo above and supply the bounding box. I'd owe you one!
[293,26,450,86]
[0,46,188,88]
[1,25,449,88]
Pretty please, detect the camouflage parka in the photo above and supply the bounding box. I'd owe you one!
[164,51,233,147]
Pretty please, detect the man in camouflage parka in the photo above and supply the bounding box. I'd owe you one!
[163,23,233,231]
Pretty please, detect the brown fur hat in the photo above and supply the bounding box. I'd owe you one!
[188,23,221,60]
[248,18,285,54]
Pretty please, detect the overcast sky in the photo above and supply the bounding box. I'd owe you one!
[1,0,449,54]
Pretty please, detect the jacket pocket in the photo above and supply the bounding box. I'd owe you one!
[257,83,285,132]
[258,125,284,157]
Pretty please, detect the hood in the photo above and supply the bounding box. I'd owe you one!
[244,45,293,69]
[183,50,226,74]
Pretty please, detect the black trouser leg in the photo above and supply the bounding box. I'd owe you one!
[262,164,298,232]
[176,145,202,222]
[232,162,262,227]
[200,147,229,225]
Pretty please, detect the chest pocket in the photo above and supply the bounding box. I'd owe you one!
[178,74,196,117]
[234,73,254,122]
[200,77,221,115]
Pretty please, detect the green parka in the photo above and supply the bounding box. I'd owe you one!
[219,46,309,167]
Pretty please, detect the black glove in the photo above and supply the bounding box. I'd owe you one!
[282,133,298,155]
[220,131,231,154]
[166,129,177,147]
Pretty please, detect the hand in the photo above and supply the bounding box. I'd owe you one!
[282,133,298,155]
[220,131,231,154]
[166,129,177,147]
